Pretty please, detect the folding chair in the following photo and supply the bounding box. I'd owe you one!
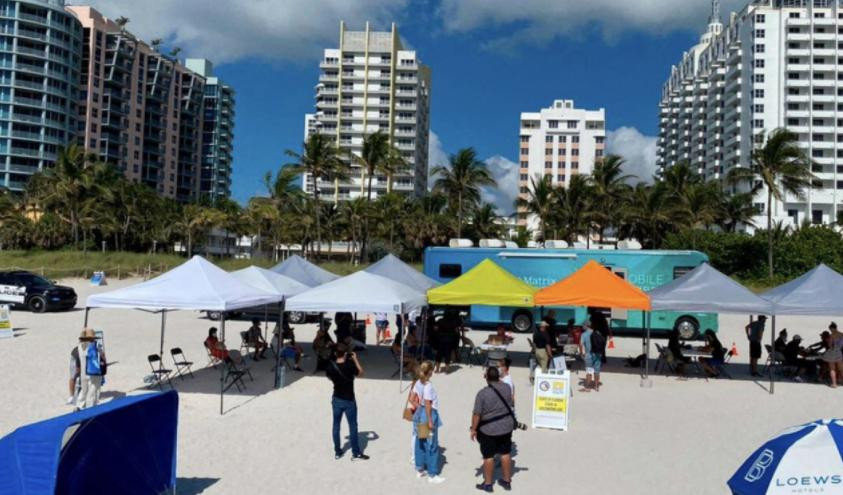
[654,344,676,375]
[205,342,222,368]
[460,338,483,367]
[714,349,734,379]
[763,344,796,377]
[147,354,174,390]
[223,359,248,392]
[170,347,194,380]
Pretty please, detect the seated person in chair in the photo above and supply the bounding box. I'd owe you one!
[667,329,690,375]
[783,335,816,382]
[271,323,304,372]
[246,319,268,360]
[205,327,244,364]
[485,325,513,346]
[698,330,727,378]
[774,329,789,354]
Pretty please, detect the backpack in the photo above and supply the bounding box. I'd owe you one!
[85,344,106,376]
[591,331,607,355]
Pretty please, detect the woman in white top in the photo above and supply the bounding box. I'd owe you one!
[413,361,445,484]
[499,358,515,404]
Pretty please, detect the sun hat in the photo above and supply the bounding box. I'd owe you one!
[79,328,96,341]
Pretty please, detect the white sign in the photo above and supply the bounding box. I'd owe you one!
[531,371,571,431]
[0,304,12,339]
[0,285,25,304]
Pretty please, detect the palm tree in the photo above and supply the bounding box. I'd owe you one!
[340,197,367,263]
[150,38,163,52]
[432,148,496,239]
[719,192,757,233]
[373,192,406,251]
[285,133,348,259]
[673,181,722,249]
[115,16,129,30]
[553,174,593,244]
[353,132,392,261]
[728,128,816,278]
[470,203,502,240]
[383,146,408,193]
[589,155,632,243]
[624,183,675,249]
[515,174,555,241]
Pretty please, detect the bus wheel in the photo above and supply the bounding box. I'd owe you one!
[675,317,699,340]
[511,311,533,333]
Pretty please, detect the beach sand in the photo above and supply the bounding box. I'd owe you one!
[0,277,840,494]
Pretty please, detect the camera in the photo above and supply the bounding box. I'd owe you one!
[516,422,527,431]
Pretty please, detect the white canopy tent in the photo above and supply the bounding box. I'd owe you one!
[286,270,426,314]
[270,254,339,288]
[761,264,843,393]
[85,256,283,414]
[364,254,440,293]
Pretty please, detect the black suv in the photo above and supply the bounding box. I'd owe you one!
[0,271,77,313]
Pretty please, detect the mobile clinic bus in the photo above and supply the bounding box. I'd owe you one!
[423,244,716,338]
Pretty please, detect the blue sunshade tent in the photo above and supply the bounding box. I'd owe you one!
[727,419,843,495]
[0,391,178,495]
[648,263,773,314]
[761,264,843,315]
[364,253,440,293]
[270,254,339,287]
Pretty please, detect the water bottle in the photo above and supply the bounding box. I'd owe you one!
[276,364,286,389]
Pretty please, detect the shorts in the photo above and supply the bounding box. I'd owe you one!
[376,320,389,330]
[750,341,762,359]
[590,353,603,374]
[477,430,513,459]
[281,347,298,359]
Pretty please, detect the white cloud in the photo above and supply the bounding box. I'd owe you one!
[69,0,409,64]
[481,156,519,216]
[438,0,745,52]
[606,126,658,185]
[427,131,518,215]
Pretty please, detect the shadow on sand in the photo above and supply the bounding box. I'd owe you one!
[177,477,220,494]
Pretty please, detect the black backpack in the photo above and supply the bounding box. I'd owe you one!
[591,331,607,355]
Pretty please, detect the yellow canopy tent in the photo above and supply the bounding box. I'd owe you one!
[534,260,651,310]
[427,259,537,307]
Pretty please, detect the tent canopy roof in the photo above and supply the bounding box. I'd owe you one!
[286,270,426,314]
[86,256,281,311]
[364,254,440,293]
[270,254,339,288]
[230,266,310,298]
[0,391,178,495]
[427,259,536,307]
[534,260,651,310]
[648,263,773,314]
[762,264,843,316]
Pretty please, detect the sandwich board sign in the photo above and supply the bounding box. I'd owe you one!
[531,370,571,431]
[0,304,12,339]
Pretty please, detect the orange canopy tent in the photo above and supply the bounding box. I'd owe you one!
[534,260,651,310]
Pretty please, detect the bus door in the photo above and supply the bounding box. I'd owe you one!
[606,266,629,323]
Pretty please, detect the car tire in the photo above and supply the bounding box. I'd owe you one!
[675,316,700,340]
[28,296,47,313]
[288,311,305,324]
[511,311,533,333]
[206,311,222,321]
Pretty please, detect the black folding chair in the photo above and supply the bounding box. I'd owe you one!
[147,354,174,390]
[170,347,194,380]
[223,359,248,392]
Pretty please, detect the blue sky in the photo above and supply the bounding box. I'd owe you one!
[77,0,744,211]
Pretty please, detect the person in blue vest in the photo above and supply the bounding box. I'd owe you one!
[75,328,106,410]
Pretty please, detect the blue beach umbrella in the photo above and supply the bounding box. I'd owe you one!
[728,419,843,494]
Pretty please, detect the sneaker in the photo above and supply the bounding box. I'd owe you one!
[476,483,494,492]
[428,475,445,484]
[794,376,804,383]
[351,453,370,461]
[416,470,427,478]
[334,452,343,460]
[498,479,512,491]
[65,396,75,405]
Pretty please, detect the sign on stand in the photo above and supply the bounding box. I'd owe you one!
[531,370,571,431]
[0,304,13,339]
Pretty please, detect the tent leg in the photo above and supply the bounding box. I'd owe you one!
[275,298,285,389]
[264,305,269,343]
[770,315,776,395]
[159,310,167,359]
[220,315,226,415]
[83,307,90,327]
[641,312,652,388]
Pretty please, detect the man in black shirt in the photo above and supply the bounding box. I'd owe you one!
[325,343,369,460]
[533,321,552,373]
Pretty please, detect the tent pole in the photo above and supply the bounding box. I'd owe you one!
[275,298,285,389]
[399,304,405,392]
[159,310,167,358]
[645,311,651,381]
[83,307,90,327]
[220,314,226,415]
[770,315,776,395]
[264,305,269,343]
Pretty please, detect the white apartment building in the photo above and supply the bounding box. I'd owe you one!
[518,99,606,231]
[658,0,843,229]
[304,21,431,201]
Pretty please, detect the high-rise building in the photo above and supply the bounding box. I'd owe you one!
[305,21,431,201]
[68,6,207,202]
[658,0,843,228]
[0,0,82,192]
[517,99,606,231]
[185,58,234,201]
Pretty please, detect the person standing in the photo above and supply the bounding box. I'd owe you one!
[745,315,767,377]
[533,321,553,374]
[76,328,105,410]
[499,358,515,404]
[471,366,515,492]
[589,321,607,391]
[825,322,843,388]
[580,320,594,391]
[413,361,445,484]
[325,343,369,460]
[375,312,389,345]
[67,344,80,405]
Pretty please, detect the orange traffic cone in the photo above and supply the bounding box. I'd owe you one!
[731,342,739,357]
[608,337,615,350]
[366,315,372,325]
[385,328,391,339]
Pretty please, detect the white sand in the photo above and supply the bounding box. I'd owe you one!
[0,277,841,494]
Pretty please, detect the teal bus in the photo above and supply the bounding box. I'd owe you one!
[423,247,717,338]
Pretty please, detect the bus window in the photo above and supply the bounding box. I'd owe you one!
[673,266,695,280]
[439,264,462,279]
